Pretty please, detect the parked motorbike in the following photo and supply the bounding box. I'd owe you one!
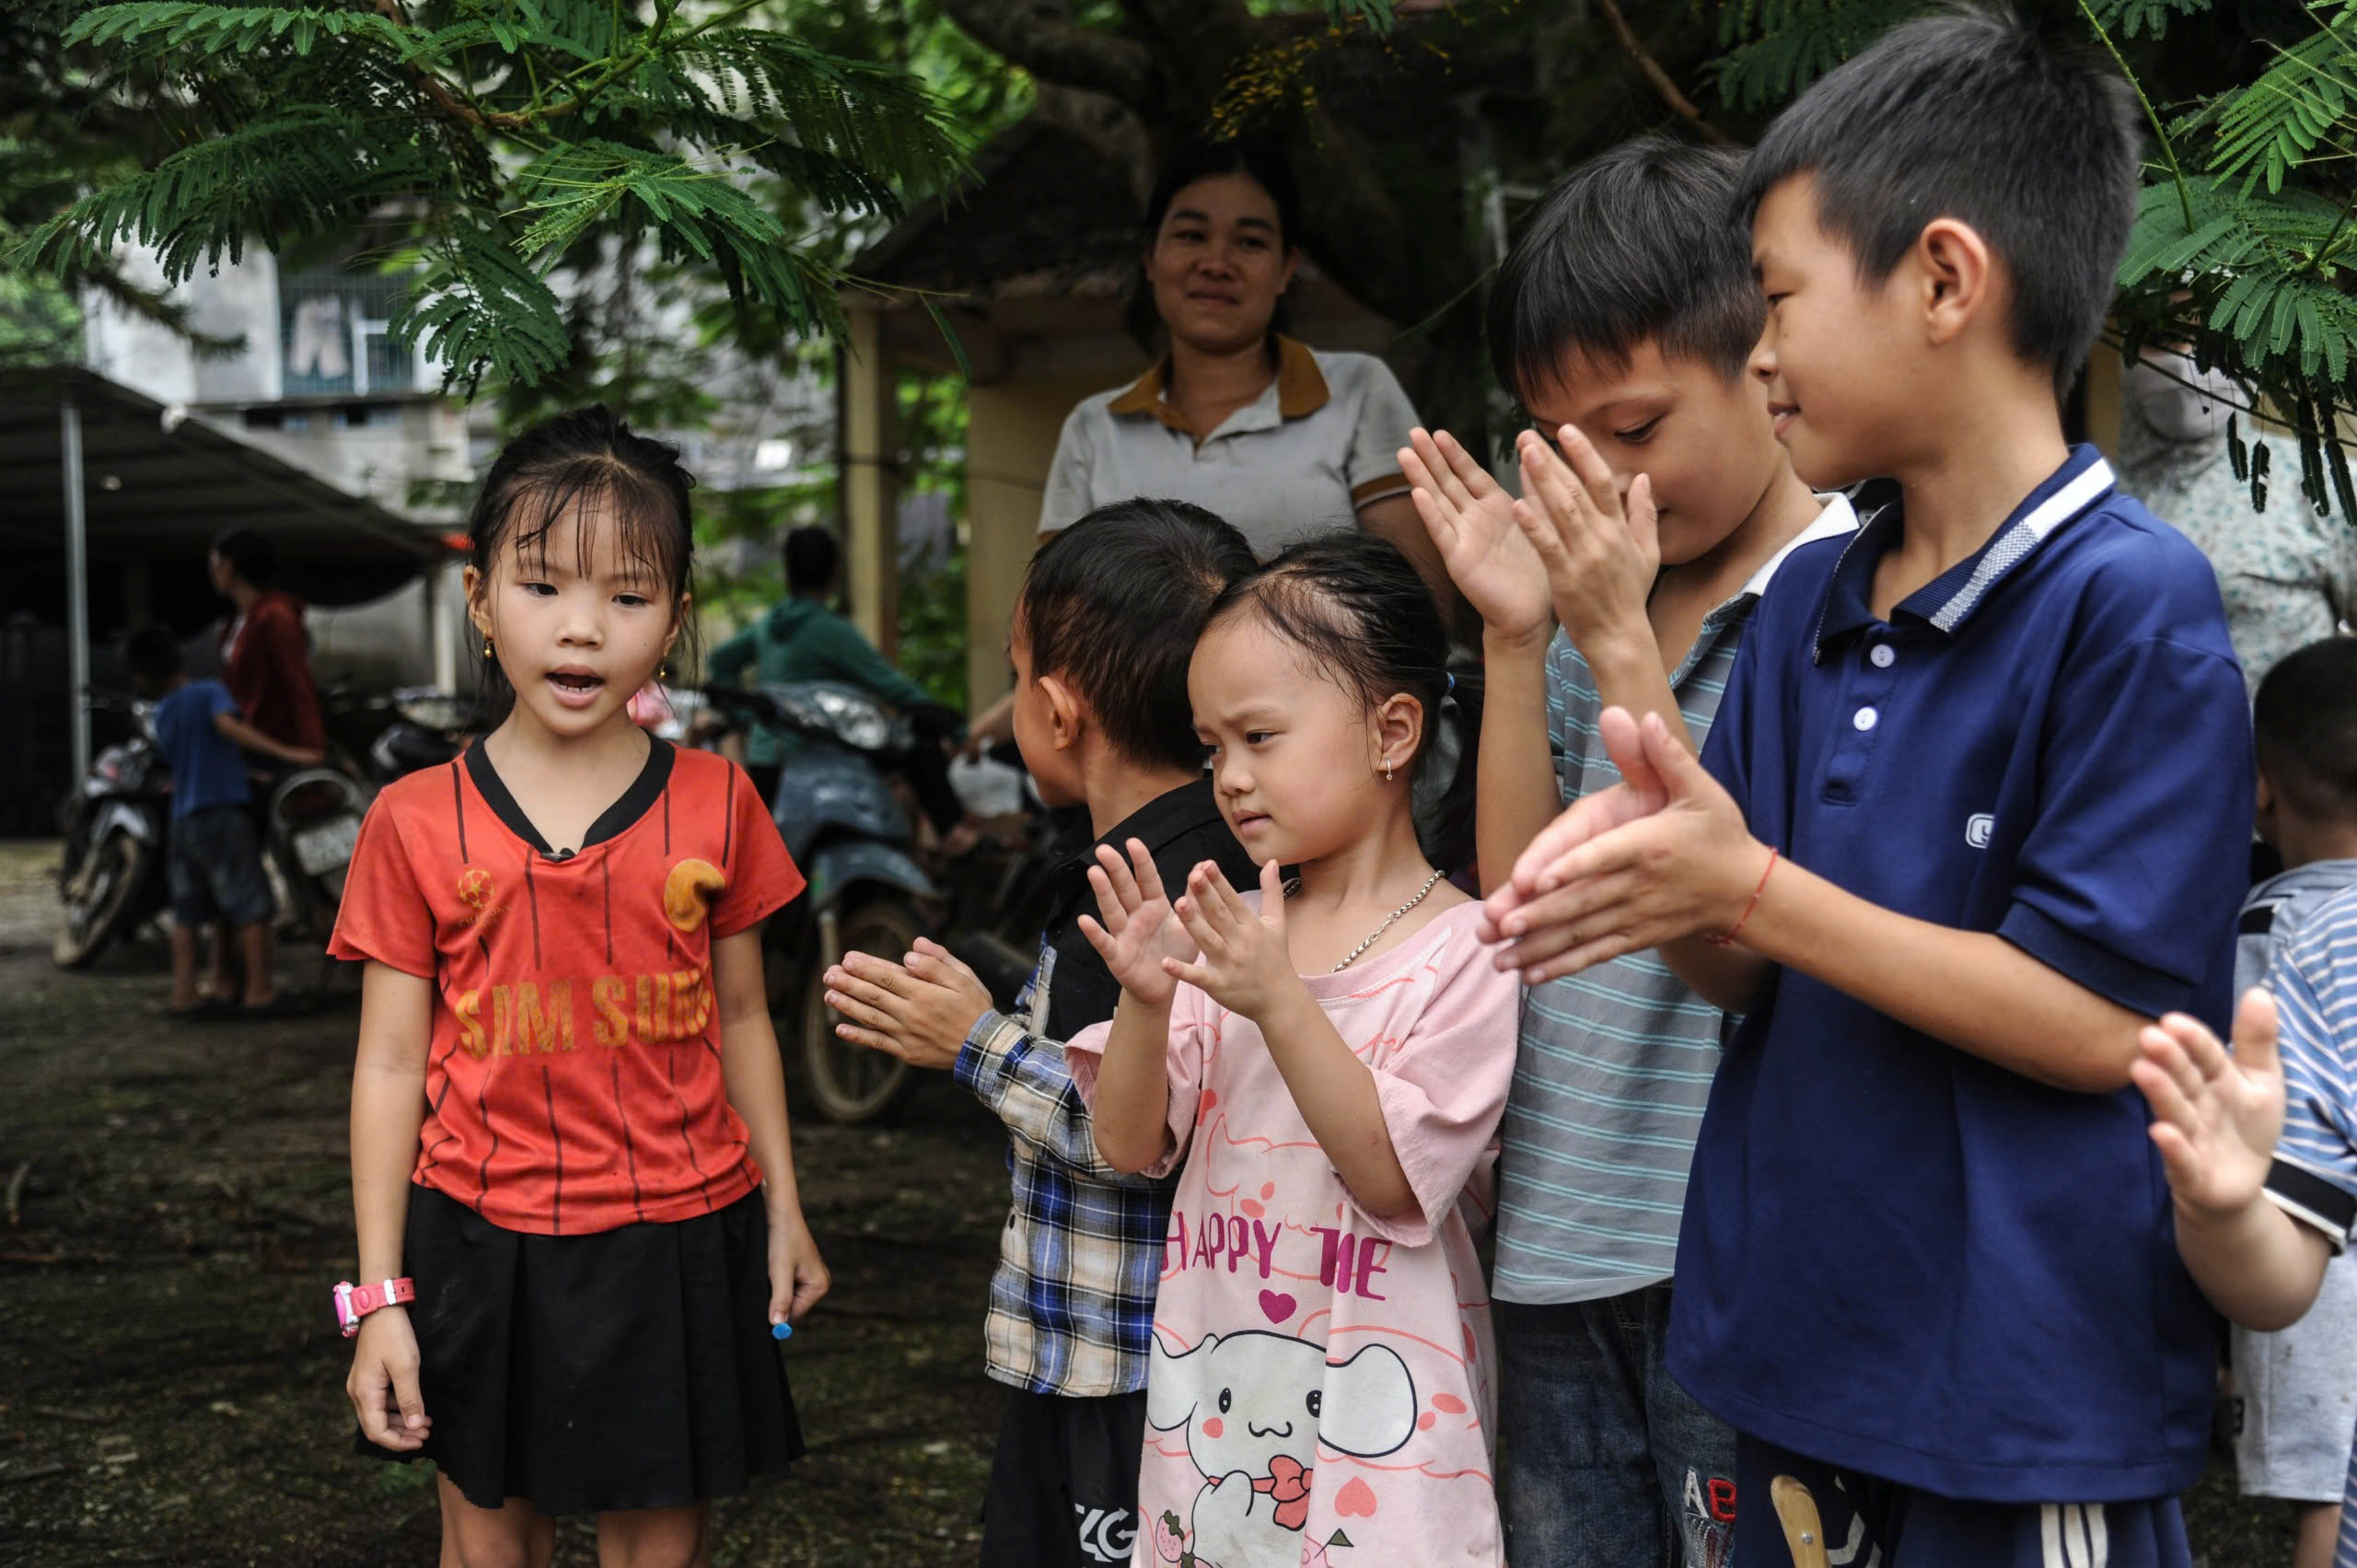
[52,696,170,969]
[320,685,470,783]
[257,762,371,936]
[695,682,1052,1124]
[54,691,382,970]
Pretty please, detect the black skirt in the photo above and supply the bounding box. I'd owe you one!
[356,1182,804,1515]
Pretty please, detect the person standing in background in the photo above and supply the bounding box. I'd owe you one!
[708,527,976,854]
[969,138,1438,754]
[2116,348,2357,698]
[210,527,325,756]
[1035,139,1432,575]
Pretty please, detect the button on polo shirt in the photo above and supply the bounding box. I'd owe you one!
[1671,446,2252,1503]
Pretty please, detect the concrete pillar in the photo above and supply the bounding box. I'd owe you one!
[963,378,1107,707]
[842,309,900,656]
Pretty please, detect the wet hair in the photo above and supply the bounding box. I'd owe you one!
[1490,135,1764,403]
[209,527,280,589]
[1733,6,2142,393]
[1204,532,1482,869]
[2257,639,2357,823]
[464,405,698,699]
[1129,138,1301,353]
[784,527,841,596]
[1017,498,1257,773]
[122,623,182,686]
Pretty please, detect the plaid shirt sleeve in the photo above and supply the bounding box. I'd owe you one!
[954,1010,1162,1186]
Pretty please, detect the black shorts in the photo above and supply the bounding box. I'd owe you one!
[355,1183,803,1516]
[981,1387,1148,1568]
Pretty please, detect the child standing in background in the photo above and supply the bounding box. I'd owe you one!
[332,407,827,1567]
[123,623,321,1019]
[2218,639,2357,1568]
[1074,534,1516,1568]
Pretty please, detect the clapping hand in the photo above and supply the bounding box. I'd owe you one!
[1167,858,1301,1022]
[2133,990,2286,1220]
[822,938,994,1071]
[1402,427,1550,645]
[1077,840,1196,1009]
[1514,424,1659,656]
[1482,706,1765,981]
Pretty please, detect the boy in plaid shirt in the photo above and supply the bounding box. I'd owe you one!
[819,500,1258,1566]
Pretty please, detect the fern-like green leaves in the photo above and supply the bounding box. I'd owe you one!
[1713,0,2357,520]
[13,0,969,395]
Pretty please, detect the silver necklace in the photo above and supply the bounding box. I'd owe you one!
[1296,866,1447,973]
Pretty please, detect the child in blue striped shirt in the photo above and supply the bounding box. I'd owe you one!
[2136,638,2357,1568]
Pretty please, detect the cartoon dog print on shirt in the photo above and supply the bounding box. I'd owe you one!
[1146,1330,1417,1568]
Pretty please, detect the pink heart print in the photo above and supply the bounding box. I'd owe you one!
[1336,1477,1378,1516]
[1258,1289,1297,1325]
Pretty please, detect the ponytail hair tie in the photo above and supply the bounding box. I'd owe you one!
[1446,671,1457,694]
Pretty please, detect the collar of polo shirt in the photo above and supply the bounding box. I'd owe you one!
[1106,334,1330,433]
[1809,446,2117,663]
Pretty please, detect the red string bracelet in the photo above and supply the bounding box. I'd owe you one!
[1707,848,1779,947]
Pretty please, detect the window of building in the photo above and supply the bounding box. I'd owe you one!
[279,265,416,397]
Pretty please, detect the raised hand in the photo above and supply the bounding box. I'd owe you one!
[1513,424,1660,657]
[2133,990,2286,1219]
[1167,857,1302,1021]
[1402,427,1550,645]
[1483,706,1765,981]
[1077,839,1195,1009]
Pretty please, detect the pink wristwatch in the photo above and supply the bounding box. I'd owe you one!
[333,1277,417,1337]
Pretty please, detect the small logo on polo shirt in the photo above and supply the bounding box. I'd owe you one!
[1965,813,1995,849]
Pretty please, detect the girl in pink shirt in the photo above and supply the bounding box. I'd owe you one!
[1070,534,1516,1568]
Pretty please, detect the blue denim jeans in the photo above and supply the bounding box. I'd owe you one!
[1496,1286,1738,1567]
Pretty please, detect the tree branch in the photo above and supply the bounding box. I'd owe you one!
[1595,0,1728,145]
[1029,85,1156,205]
[939,0,1161,107]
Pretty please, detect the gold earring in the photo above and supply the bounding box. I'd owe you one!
[482,638,493,657]
[659,661,669,683]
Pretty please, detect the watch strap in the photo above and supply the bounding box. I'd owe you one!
[334,1276,417,1336]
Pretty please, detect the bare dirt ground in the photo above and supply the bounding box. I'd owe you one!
[0,841,1009,1567]
[0,839,2293,1566]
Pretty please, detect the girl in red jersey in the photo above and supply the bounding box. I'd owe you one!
[331,407,826,1566]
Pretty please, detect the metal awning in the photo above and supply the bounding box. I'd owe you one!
[0,366,440,607]
[0,366,448,777]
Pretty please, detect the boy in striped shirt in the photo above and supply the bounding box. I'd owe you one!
[1404,135,1853,1563]
[2135,639,2357,1568]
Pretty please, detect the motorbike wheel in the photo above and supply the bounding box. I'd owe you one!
[797,896,923,1124]
[52,831,150,969]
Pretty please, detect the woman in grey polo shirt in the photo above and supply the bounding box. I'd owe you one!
[967,141,1444,749]
[1038,139,1433,574]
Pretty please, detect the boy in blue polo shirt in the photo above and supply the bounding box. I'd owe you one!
[1480,11,2251,1564]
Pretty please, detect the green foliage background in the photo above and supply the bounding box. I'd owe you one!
[8,0,2356,715]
